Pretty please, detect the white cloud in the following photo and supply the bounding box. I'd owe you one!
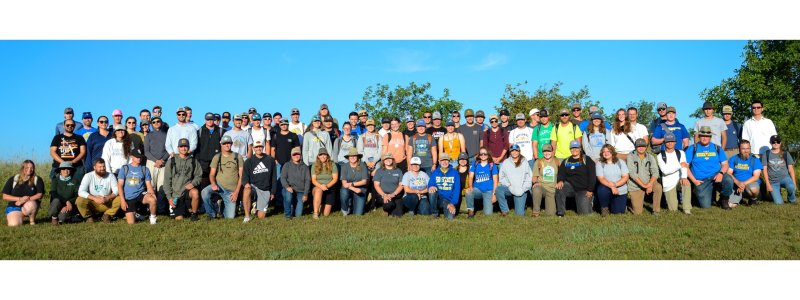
[472,53,508,71]
[385,48,436,73]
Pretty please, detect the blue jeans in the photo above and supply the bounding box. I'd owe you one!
[201,185,237,219]
[694,174,734,208]
[282,190,304,217]
[495,185,526,215]
[340,187,367,215]
[428,192,456,220]
[465,189,494,215]
[596,185,627,214]
[769,177,797,204]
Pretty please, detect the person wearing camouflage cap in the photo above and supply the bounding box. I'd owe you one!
[655,132,692,214]
[626,138,662,215]
[474,110,488,132]
[532,143,559,217]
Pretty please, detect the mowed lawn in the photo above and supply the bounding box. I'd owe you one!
[1,162,799,260]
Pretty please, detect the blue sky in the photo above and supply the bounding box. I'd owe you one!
[0,40,746,161]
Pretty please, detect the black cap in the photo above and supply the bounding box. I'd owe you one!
[213,114,221,121]
[130,148,146,159]
[273,112,282,118]
[538,109,549,118]
[263,112,272,118]
[204,112,214,120]
[222,112,231,118]
[702,101,714,110]
[500,109,510,116]
[381,117,390,124]
[770,135,781,144]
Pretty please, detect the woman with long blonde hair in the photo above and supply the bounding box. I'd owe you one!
[311,148,338,219]
[2,160,45,226]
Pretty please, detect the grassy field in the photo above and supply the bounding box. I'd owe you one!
[1,161,799,260]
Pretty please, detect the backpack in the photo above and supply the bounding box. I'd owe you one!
[554,122,578,140]
[12,175,38,189]
[215,152,240,174]
[471,161,495,176]
[660,148,683,164]
[336,136,357,154]
[169,155,197,178]
[247,127,268,145]
[411,134,434,154]
[120,164,147,184]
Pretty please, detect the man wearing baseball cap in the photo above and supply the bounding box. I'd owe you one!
[246,113,271,159]
[163,138,203,221]
[201,135,244,219]
[75,112,97,141]
[483,114,508,164]
[111,109,124,130]
[570,103,583,126]
[721,105,742,159]
[509,112,535,167]
[426,112,446,144]
[458,109,483,164]
[655,132,691,214]
[221,112,232,131]
[627,138,662,215]
[426,153,460,219]
[499,109,513,131]
[242,140,278,222]
[686,126,733,210]
[50,118,87,180]
[694,101,728,148]
[531,109,554,161]
[550,109,582,160]
[648,102,669,151]
[56,107,75,135]
[288,108,305,144]
[475,110,488,132]
[195,112,223,189]
[651,106,690,152]
[528,108,540,128]
[164,107,199,156]
[144,115,170,213]
[222,114,250,158]
[407,119,437,174]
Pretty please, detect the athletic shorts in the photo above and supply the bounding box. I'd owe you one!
[5,206,22,214]
[252,186,271,212]
[125,194,145,213]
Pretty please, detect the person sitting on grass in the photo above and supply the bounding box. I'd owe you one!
[242,140,278,223]
[117,148,158,225]
[311,148,337,219]
[201,135,244,220]
[2,160,45,226]
[555,140,596,217]
[400,157,429,216]
[496,144,533,217]
[595,144,630,216]
[76,158,121,223]
[762,135,797,204]
[427,153,461,220]
[163,138,203,221]
[726,140,762,208]
[49,162,80,225]
[374,153,406,217]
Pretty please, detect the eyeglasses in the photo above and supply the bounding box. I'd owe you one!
[560,114,569,117]
[98,120,108,124]
[153,110,161,113]
[126,121,136,124]
[423,115,431,118]
[152,121,161,124]
[177,113,186,116]
[64,124,75,128]
[751,106,762,110]
[280,124,288,126]
[703,108,713,111]
[490,120,498,123]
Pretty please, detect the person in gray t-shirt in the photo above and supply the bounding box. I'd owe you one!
[761,135,797,204]
[459,110,483,163]
[694,102,727,147]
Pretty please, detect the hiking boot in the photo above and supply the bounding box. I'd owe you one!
[467,210,475,219]
[190,212,199,222]
[85,216,94,224]
[101,214,111,224]
[601,208,610,217]
[500,212,508,217]
[748,199,759,206]
[719,200,732,210]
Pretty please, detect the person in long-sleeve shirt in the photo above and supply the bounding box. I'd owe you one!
[280,146,311,218]
[164,108,198,155]
[144,116,170,197]
[427,153,461,219]
[496,144,533,216]
[555,140,596,217]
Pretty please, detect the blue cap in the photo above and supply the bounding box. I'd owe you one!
[82,112,93,119]
[416,120,426,127]
[510,144,520,151]
[591,111,603,120]
[570,140,581,149]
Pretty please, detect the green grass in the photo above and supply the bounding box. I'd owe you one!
[1,161,799,260]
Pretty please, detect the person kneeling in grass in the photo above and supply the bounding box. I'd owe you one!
[163,138,203,221]
[117,148,158,224]
[726,140,762,208]
[427,153,460,220]
[242,140,278,223]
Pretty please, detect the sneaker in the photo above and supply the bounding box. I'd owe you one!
[653,211,660,216]
[684,210,692,215]
[169,206,175,217]
[601,208,610,217]
[134,213,146,222]
[149,215,157,225]
[556,214,564,218]
[215,199,223,216]
[190,212,199,222]
[101,214,111,224]
[51,218,59,225]
[243,216,251,223]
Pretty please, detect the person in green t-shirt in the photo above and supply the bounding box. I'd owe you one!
[531,109,554,160]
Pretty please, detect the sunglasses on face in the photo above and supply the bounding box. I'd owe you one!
[490,120,498,123]
[177,113,186,116]
[292,153,301,156]
[153,110,161,113]
[658,108,666,111]
[560,114,569,117]
[752,106,762,109]
[98,120,108,124]
[771,141,781,144]
[479,153,488,156]
[152,121,161,124]
[423,115,431,118]
[64,124,75,128]
[127,121,136,124]
[572,108,581,112]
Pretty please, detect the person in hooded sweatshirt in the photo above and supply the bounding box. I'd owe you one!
[555,140,597,217]
[427,153,461,220]
[495,144,533,216]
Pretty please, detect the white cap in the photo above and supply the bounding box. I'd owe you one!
[529,108,540,116]
[410,157,422,165]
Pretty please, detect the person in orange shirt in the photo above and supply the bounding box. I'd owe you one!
[382,117,408,173]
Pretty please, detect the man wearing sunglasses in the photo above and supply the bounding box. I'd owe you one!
[85,116,113,172]
[50,119,87,180]
[742,99,777,157]
[422,111,433,128]
[144,116,170,214]
[550,109,582,160]
[569,103,583,126]
[649,102,669,153]
[165,107,198,156]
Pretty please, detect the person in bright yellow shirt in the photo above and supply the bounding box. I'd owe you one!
[550,109,582,159]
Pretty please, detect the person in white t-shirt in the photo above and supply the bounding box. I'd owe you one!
[608,109,635,161]
[288,107,306,144]
[508,113,534,166]
[741,99,777,157]
[656,132,691,215]
[627,107,649,141]
[247,113,272,159]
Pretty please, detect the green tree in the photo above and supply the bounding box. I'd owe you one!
[356,82,461,123]
[700,40,800,148]
[496,81,600,121]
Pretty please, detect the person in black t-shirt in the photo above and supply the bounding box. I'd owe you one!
[3,160,45,226]
[271,119,302,169]
[50,119,87,180]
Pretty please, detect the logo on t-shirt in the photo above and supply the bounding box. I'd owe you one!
[542,166,556,183]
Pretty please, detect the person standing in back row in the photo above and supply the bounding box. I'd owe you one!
[50,118,87,180]
[459,109,483,165]
[550,109,582,160]
[195,113,222,190]
[742,100,777,156]
[165,107,198,156]
[85,116,112,172]
[483,114,508,164]
[694,101,727,147]
[75,112,97,141]
[509,113,534,166]
[56,107,75,135]
[721,105,742,160]
[407,119,437,174]
[144,116,169,212]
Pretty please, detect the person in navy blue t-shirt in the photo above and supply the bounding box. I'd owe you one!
[686,126,734,210]
[726,140,762,207]
[651,106,690,151]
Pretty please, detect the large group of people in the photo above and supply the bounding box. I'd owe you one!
[2,100,796,226]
